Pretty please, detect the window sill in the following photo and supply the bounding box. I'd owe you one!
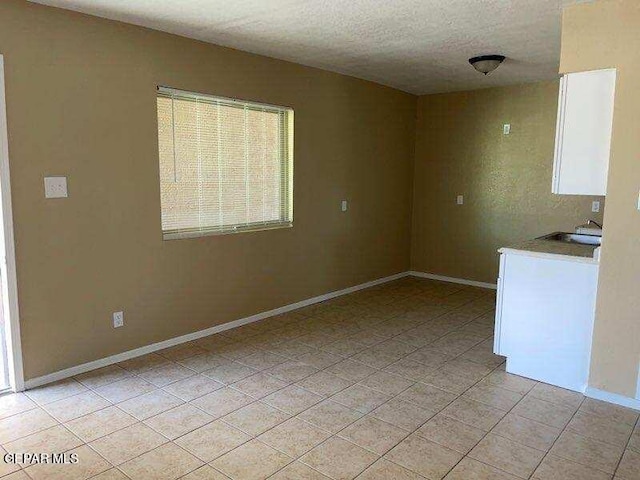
[162,222,293,240]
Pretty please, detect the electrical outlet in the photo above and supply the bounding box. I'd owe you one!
[592,200,600,213]
[113,311,124,328]
[456,195,464,205]
[503,124,511,135]
[341,200,348,212]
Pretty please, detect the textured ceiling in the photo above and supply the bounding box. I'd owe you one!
[28,0,580,95]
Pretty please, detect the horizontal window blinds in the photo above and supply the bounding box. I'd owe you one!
[156,87,293,239]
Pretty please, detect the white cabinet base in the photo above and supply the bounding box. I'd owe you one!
[494,252,598,393]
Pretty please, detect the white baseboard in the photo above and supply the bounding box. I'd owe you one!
[24,271,410,390]
[585,387,640,412]
[409,271,497,290]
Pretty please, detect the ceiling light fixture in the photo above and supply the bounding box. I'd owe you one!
[469,55,506,75]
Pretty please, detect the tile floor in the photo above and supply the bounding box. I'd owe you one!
[1,277,639,479]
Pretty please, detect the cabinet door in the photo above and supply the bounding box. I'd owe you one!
[553,69,616,195]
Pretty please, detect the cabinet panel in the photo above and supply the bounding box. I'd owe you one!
[553,69,616,196]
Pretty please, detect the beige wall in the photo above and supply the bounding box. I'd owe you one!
[0,1,416,379]
[560,0,640,398]
[411,82,604,284]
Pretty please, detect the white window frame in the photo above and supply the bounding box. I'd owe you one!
[156,86,294,240]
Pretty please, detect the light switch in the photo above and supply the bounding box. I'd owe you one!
[341,200,348,212]
[503,124,511,135]
[592,200,600,213]
[44,176,68,199]
[456,195,464,205]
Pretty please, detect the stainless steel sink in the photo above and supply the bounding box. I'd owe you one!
[538,232,602,246]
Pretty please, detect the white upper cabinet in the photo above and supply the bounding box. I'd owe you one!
[552,68,616,196]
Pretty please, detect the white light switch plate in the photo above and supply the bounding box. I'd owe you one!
[592,200,600,213]
[503,124,511,135]
[341,200,348,212]
[44,176,68,198]
[456,195,464,205]
[113,311,124,328]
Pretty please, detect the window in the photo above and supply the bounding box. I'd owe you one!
[156,86,294,239]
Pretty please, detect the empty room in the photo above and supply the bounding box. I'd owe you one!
[0,0,638,479]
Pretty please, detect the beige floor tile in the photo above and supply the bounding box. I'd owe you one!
[511,396,575,429]
[176,353,228,373]
[416,414,485,454]
[3,425,82,463]
[93,376,156,403]
[469,434,544,478]
[405,347,452,367]
[0,393,37,420]
[91,469,129,480]
[211,439,291,480]
[258,417,331,457]
[74,364,131,389]
[628,428,640,453]
[119,442,203,480]
[398,383,457,412]
[117,389,183,420]
[138,363,196,387]
[479,371,537,395]
[222,401,290,436]
[158,343,208,361]
[190,387,253,419]
[269,461,330,479]
[350,349,398,369]
[180,465,231,479]
[64,405,137,442]
[238,351,289,371]
[262,385,323,415]
[383,359,438,382]
[444,457,520,480]
[549,430,624,474]
[529,383,584,410]
[492,413,561,452]
[174,420,250,462]
[438,359,491,382]
[296,371,353,396]
[532,454,614,480]
[338,415,407,455]
[371,398,436,432]
[330,385,390,414]
[118,353,171,374]
[301,437,378,480]
[358,371,414,395]
[162,374,224,402]
[616,448,640,480]
[0,407,58,443]
[297,400,363,433]
[295,351,343,370]
[232,373,287,399]
[580,398,639,427]
[144,403,214,439]
[326,359,376,382]
[441,398,507,432]
[419,370,477,395]
[0,446,20,476]
[25,444,111,480]
[385,434,462,479]
[202,362,258,385]
[1,471,29,480]
[463,384,523,411]
[43,391,111,423]
[567,411,634,447]
[268,340,315,359]
[267,361,319,383]
[89,422,167,465]
[357,458,425,480]
[321,339,368,357]
[25,379,88,405]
